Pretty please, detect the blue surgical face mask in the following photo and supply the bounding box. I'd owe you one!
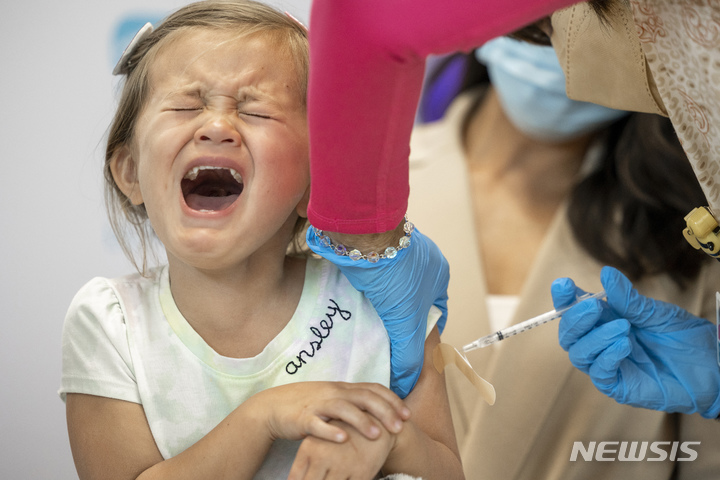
[475,37,628,143]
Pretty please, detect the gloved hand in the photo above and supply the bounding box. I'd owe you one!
[551,266,720,418]
[306,225,449,399]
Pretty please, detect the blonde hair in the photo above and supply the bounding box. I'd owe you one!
[104,0,309,273]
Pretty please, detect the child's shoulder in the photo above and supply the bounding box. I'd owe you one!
[73,265,164,299]
[304,256,350,290]
[66,266,167,326]
[303,256,377,309]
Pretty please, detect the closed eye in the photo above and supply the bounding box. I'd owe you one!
[239,111,272,119]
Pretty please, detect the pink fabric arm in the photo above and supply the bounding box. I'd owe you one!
[307,0,574,233]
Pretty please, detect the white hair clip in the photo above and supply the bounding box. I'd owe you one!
[112,22,154,76]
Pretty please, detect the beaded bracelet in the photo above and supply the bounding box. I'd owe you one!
[312,216,414,263]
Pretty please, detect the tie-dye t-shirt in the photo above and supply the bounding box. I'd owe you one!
[60,258,437,477]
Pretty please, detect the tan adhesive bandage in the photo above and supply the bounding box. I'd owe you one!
[433,343,496,405]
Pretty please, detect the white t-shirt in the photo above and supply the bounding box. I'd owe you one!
[60,258,436,478]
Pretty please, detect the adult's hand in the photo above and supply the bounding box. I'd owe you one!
[307,225,449,398]
[552,266,720,418]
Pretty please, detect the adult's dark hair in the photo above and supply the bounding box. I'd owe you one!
[508,0,626,46]
[422,52,709,288]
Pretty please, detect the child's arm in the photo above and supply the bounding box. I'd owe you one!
[289,327,463,479]
[380,327,461,478]
[66,382,411,480]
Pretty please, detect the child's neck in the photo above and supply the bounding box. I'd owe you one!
[166,254,307,358]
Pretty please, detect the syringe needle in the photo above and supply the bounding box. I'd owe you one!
[462,290,606,353]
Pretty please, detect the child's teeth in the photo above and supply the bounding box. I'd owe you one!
[230,168,243,184]
[185,166,200,181]
[183,166,243,184]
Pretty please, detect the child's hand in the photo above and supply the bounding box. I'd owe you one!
[288,419,396,480]
[249,381,410,444]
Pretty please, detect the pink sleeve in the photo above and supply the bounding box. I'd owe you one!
[307,0,573,233]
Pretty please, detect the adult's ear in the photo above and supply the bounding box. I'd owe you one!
[110,146,144,205]
[295,185,310,219]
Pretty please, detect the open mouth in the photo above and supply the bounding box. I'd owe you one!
[181,166,244,212]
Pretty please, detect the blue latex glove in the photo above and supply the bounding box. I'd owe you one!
[551,266,720,418]
[306,225,449,398]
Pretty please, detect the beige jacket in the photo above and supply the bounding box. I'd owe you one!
[407,93,720,480]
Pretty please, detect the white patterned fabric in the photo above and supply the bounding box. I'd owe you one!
[631,0,720,216]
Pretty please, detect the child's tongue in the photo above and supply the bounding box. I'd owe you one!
[185,192,239,211]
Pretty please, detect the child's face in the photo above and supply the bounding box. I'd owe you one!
[114,29,310,270]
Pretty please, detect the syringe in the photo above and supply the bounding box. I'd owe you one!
[462,290,606,353]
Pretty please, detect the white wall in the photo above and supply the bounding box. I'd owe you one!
[0,1,311,477]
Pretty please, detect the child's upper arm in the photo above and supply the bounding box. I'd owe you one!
[60,277,139,404]
[62,279,159,478]
[404,326,461,457]
[66,393,163,480]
